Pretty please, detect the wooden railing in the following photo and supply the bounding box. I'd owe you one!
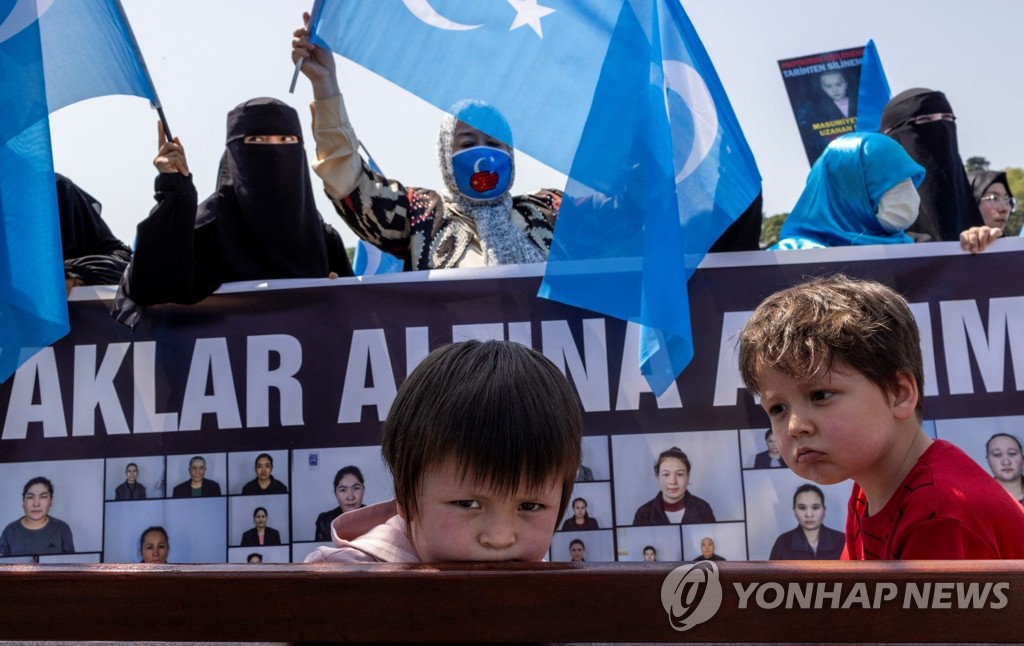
[1,561,1022,643]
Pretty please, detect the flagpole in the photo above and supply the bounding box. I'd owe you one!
[111,0,172,139]
[290,0,325,94]
[358,141,381,173]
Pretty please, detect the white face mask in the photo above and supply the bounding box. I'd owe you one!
[876,178,921,233]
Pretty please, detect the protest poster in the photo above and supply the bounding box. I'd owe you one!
[1,242,1022,563]
[779,46,864,165]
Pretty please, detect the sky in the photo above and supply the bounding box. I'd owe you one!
[48,0,1024,249]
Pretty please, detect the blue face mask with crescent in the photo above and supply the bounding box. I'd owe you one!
[451,146,512,201]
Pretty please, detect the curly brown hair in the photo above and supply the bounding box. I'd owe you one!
[738,274,924,418]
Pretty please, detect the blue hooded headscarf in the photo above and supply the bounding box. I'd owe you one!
[773,132,926,249]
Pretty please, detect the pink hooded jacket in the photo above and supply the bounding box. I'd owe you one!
[304,500,420,563]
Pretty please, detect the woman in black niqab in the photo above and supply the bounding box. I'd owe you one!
[55,173,132,289]
[880,88,983,242]
[208,98,340,281]
[116,98,351,323]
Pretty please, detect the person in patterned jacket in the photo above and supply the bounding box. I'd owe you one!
[292,16,560,271]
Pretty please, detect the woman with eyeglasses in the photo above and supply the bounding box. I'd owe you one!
[959,171,1016,253]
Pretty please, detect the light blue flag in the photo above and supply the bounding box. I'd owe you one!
[310,1,624,177]
[854,39,890,133]
[353,239,405,275]
[0,0,158,382]
[540,1,760,395]
[310,0,759,394]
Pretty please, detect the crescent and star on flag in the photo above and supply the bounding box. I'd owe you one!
[402,0,555,38]
[401,0,717,183]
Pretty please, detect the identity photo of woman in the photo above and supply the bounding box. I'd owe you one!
[558,482,611,532]
[549,530,615,563]
[288,445,392,543]
[230,496,289,547]
[742,467,851,560]
[228,449,289,495]
[0,459,103,558]
[103,498,227,563]
[612,431,744,527]
[935,415,1024,505]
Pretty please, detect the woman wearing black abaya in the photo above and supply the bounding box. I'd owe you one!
[115,98,352,325]
[880,88,983,242]
[55,173,132,292]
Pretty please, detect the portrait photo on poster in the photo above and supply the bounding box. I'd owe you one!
[936,415,1024,506]
[741,427,788,470]
[615,525,683,562]
[289,445,394,543]
[778,46,864,165]
[578,435,611,482]
[103,498,227,563]
[167,453,226,499]
[0,459,103,557]
[229,449,290,496]
[228,544,289,564]
[682,522,746,562]
[105,455,165,500]
[559,482,612,532]
[612,430,744,528]
[742,468,852,560]
[550,529,615,563]
[230,495,290,547]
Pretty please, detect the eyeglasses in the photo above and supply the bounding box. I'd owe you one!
[980,194,1018,210]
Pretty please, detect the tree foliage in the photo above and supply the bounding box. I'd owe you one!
[1004,167,1023,236]
[965,156,991,172]
[760,213,788,248]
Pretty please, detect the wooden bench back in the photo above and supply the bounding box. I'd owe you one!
[1,561,1021,643]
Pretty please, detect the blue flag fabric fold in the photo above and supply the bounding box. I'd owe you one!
[310,0,760,394]
[311,1,623,168]
[539,0,760,395]
[854,39,890,133]
[0,0,157,382]
[353,239,405,276]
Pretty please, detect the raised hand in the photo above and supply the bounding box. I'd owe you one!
[292,12,340,99]
[153,120,189,176]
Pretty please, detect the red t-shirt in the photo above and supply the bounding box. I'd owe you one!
[844,439,1024,559]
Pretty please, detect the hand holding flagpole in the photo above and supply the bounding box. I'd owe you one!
[290,0,325,93]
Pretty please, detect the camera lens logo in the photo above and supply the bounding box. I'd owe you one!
[660,561,723,632]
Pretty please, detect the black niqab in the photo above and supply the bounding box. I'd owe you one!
[202,98,330,282]
[880,88,982,241]
[55,173,131,285]
[55,173,130,260]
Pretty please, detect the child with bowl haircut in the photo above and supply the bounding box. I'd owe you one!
[306,339,582,563]
[738,274,1024,559]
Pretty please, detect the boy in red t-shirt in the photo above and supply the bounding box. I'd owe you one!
[738,274,1024,559]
